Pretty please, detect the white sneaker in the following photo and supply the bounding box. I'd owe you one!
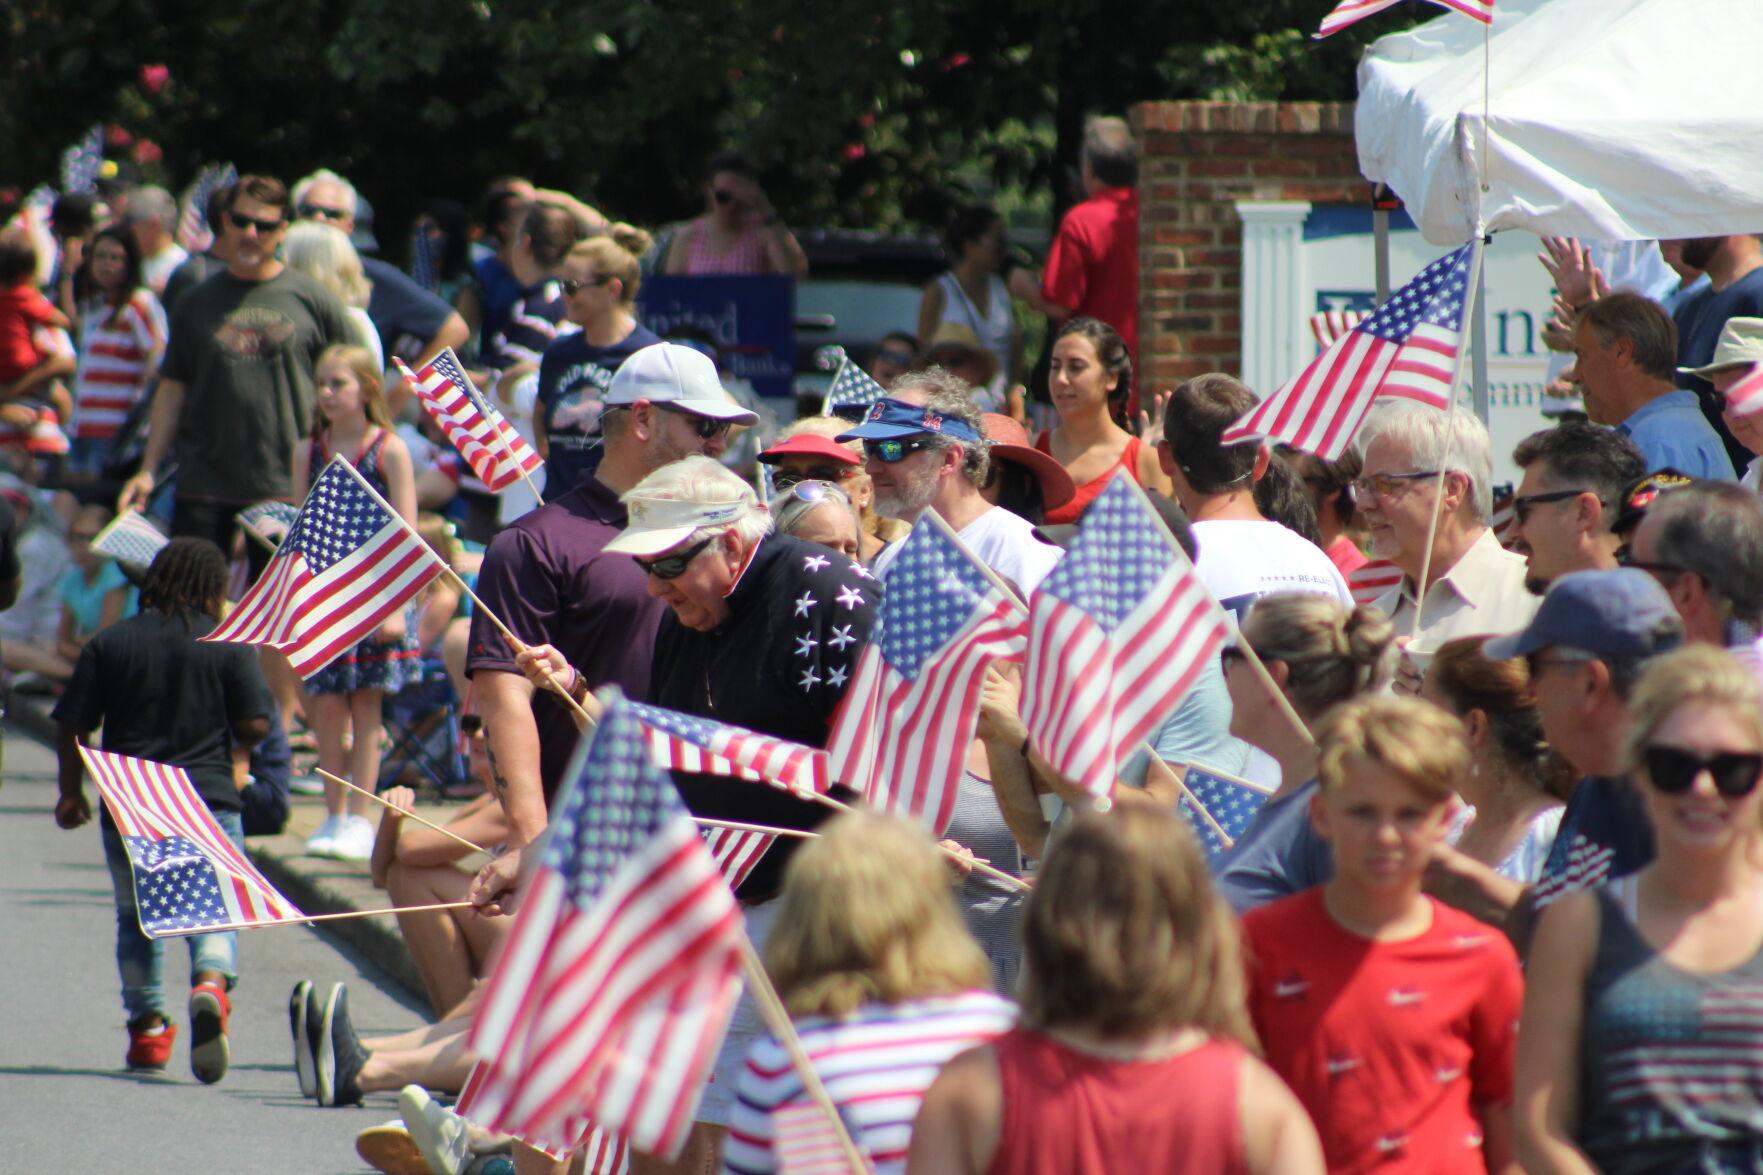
[331,814,377,861]
[400,1084,470,1175]
[306,813,344,856]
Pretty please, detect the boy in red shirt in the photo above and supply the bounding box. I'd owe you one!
[0,230,70,385]
[1241,695,1523,1175]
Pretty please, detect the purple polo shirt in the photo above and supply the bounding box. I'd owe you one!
[466,476,663,803]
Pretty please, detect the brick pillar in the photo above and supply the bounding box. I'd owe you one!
[1131,101,1364,392]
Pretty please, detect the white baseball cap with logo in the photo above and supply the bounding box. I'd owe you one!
[602,342,759,424]
[604,492,752,557]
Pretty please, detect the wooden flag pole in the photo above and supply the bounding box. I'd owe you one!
[736,935,873,1174]
[694,816,817,840]
[1171,773,1236,850]
[190,900,475,936]
[327,455,598,728]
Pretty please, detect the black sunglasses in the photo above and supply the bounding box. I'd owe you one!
[1643,745,1763,797]
[1513,488,1596,525]
[559,275,614,296]
[660,405,733,440]
[296,203,349,222]
[772,466,850,489]
[635,536,715,580]
[1617,548,1690,578]
[863,437,936,464]
[712,190,736,205]
[228,211,285,234]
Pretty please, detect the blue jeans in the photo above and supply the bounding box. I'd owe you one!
[101,810,242,1023]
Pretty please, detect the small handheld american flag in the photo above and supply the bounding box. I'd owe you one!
[396,348,544,493]
[826,512,1028,833]
[201,457,445,678]
[1022,472,1231,804]
[1223,240,1482,459]
[1175,765,1277,859]
[627,701,829,798]
[820,357,889,418]
[467,699,745,1159]
[81,745,304,937]
[90,510,167,570]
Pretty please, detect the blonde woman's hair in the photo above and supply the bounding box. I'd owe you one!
[1314,695,1468,803]
[285,221,371,308]
[764,811,991,1018]
[1019,805,1255,1046]
[1240,593,1395,720]
[567,223,653,307]
[311,343,393,437]
[1625,645,1763,775]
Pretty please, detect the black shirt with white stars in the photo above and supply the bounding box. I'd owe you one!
[650,533,879,902]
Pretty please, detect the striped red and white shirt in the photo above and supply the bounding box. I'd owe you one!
[722,991,1015,1175]
[74,290,166,441]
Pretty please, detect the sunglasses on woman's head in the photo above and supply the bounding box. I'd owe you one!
[1643,745,1763,797]
[779,480,850,507]
[862,437,935,464]
[634,536,716,580]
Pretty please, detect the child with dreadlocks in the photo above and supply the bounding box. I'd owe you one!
[52,537,274,1083]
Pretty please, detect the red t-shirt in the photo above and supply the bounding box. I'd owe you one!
[1040,187,1139,372]
[1240,889,1522,1174]
[0,284,58,382]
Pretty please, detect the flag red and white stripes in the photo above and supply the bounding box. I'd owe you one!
[201,457,445,678]
[701,824,776,894]
[826,513,1028,833]
[456,1062,631,1171]
[1348,559,1403,606]
[1723,364,1763,420]
[396,348,543,492]
[774,1104,872,1175]
[1309,309,1367,348]
[467,705,744,1159]
[1223,241,1480,459]
[629,703,829,798]
[80,745,303,935]
[1316,0,1493,39]
[1022,473,1231,804]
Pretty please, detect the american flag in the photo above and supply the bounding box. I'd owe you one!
[91,510,167,569]
[80,745,303,937]
[1602,984,1763,1114]
[201,457,444,678]
[175,163,236,254]
[627,701,829,798]
[60,124,105,195]
[826,512,1028,833]
[1316,0,1493,39]
[455,1061,630,1172]
[1222,240,1481,459]
[774,1103,873,1175]
[235,499,301,547]
[395,348,543,492]
[1723,364,1763,420]
[1309,308,1367,349]
[700,823,776,894]
[821,357,888,418]
[1348,559,1403,606]
[1022,472,1231,804]
[1176,766,1276,859]
[467,701,745,1159]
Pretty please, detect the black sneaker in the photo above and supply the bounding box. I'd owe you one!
[318,983,368,1107]
[290,980,316,1098]
[188,983,231,1085]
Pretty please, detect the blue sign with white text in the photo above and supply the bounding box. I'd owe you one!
[638,275,796,399]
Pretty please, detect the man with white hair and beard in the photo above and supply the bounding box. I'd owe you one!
[839,368,1061,595]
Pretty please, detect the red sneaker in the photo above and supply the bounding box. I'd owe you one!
[189,983,231,1084]
[125,1018,177,1071]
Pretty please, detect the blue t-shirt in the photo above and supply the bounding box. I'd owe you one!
[1119,658,1250,788]
[472,254,524,346]
[1531,774,1654,910]
[1214,779,1333,913]
[535,326,660,497]
[59,561,133,635]
[363,256,454,364]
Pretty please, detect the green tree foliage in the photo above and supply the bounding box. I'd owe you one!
[3,0,1411,247]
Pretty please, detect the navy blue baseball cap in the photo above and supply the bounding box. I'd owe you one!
[835,397,982,444]
[1482,568,1684,661]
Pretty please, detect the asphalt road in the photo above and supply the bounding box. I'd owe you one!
[0,724,428,1173]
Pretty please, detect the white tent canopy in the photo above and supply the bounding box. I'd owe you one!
[1356,0,1763,246]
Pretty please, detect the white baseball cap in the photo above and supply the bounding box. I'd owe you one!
[604,492,752,557]
[602,342,758,424]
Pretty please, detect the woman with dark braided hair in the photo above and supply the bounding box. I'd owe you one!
[51,537,274,1083]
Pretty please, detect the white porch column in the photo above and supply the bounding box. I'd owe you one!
[1235,200,1312,396]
